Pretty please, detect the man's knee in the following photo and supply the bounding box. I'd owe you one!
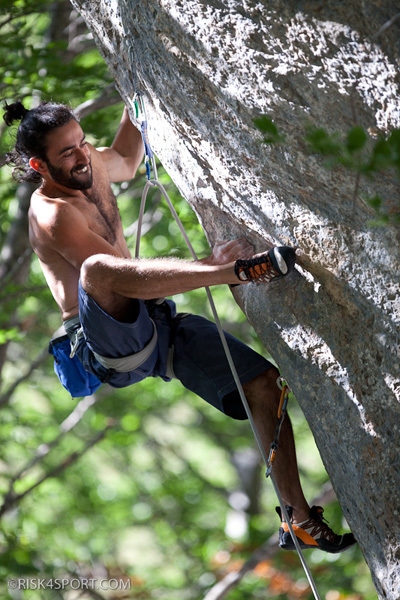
[80,254,111,290]
[258,365,281,389]
[243,366,281,399]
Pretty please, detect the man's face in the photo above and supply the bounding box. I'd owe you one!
[43,119,93,190]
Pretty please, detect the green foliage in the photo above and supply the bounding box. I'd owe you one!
[255,115,400,224]
[0,3,376,599]
[253,115,285,144]
[0,0,111,108]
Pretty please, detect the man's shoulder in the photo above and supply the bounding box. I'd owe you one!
[30,190,74,218]
[29,191,86,240]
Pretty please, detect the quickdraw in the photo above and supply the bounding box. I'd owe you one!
[266,378,290,478]
[131,93,158,181]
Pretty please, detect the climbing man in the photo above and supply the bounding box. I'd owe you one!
[3,99,356,553]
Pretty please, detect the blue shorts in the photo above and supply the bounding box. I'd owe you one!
[71,283,273,420]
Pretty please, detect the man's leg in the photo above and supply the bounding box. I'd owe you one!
[243,368,357,553]
[242,367,310,523]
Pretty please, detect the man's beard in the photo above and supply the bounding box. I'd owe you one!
[47,161,93,190]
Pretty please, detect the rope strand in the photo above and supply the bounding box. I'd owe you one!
[133,97,321,600]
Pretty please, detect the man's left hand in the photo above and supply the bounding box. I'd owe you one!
[201,238,255,266]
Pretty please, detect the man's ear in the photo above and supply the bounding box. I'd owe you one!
[29,157,46,174]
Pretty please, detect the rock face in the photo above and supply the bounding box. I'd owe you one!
[70,0,400,596]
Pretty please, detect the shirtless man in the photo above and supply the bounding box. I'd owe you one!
[3,100,355,553]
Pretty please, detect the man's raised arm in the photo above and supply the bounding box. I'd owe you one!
[98,106,144,182]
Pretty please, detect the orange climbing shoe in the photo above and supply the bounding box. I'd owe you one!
[276,505,356,554]
[234,246,296,283]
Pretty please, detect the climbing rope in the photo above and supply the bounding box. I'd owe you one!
[129,93,322,600]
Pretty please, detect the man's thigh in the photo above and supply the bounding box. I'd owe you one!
[171,314,273,419]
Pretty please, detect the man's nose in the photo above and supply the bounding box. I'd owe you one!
[76,146,90,163]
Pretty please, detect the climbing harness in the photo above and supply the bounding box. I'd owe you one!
[129,93,322,600]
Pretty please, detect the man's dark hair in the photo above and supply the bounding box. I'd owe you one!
[3,100,78,183]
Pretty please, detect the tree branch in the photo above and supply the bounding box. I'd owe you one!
[9,394,99,484]
[0,423,114,518]
[75,85,121,119]
[0,346,49,407]
[371,12,400,40]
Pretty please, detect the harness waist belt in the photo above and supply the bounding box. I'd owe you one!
[63,316,158,373]
[93,320,158,372]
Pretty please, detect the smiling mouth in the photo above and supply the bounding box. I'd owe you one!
[74,165,89,174]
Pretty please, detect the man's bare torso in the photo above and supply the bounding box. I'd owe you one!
[29,147,131,321]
